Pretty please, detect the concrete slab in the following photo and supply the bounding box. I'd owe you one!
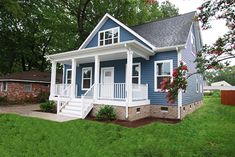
[0,104,79,122]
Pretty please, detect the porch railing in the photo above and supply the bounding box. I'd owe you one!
[132,84,148,101]
[55,84,71,98]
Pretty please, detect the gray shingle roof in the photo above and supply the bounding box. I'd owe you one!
[130,11,196,48]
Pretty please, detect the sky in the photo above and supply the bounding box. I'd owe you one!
[158,0,234,65]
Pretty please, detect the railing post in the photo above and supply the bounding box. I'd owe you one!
[71,59,77,98]
[50,61,57,98]
[94,55,100,100]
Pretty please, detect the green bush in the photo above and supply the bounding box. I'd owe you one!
[37,92,50,103]
[0,96,7,102]
[96,105,117,121]
[40,101,56,113]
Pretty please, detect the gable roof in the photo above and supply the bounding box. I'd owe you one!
[79,13,156,50]
[0,71,62,83]
[131,11,196,48]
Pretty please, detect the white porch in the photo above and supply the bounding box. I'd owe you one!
[47,41,153,119]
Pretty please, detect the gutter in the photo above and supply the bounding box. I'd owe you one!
[153,44,185,52]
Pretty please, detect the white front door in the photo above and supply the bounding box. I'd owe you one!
[101,67,114,99]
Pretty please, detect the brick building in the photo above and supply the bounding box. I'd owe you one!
[0,71,61,102]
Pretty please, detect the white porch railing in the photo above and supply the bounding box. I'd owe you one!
[81,84,95,118]
[132,84,148,101]
[55,84,71,98]
[97,83,126,101]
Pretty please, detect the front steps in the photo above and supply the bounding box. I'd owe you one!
[58,99,93,118]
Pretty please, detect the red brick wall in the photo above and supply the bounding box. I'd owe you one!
[0,82,50,102]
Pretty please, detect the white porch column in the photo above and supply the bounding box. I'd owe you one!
[50,61,57,97]
[126,49,133,118]
[94,55,100,100]
[71,58,77,98]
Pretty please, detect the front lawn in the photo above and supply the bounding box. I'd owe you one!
[0,96,234,157]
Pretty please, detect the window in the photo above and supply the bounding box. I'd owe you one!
[24,83,32,92]
[161,107,168,112]
[66,69,72,84]
[132,63,141,84]
[196,76,199,93]
[154,60,173,91]
[99,27,119,46]
[191,32,196,55]
[136,108,141,113]
[82,67,92,90]
[1,82,7,92]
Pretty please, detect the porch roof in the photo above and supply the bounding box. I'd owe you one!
[45,40,154,63]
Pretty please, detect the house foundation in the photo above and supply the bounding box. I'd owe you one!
[91,100,203,121]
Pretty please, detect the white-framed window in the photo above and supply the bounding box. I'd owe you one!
[196,76,199,93]
[191,32,196,55]
[98,27,120,46]
[23,83,32,92]
[154,60,173,92]
[66,69,72,84]
[125,63,141,84]
[1,82,7,92]
[82,67,92,90]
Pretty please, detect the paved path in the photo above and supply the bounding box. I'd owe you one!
[0,104,78,122]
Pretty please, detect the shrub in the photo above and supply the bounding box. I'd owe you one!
[37,92,50,103]
[0,96,7,102]
[96,105,117,121]
[40,101,56,113]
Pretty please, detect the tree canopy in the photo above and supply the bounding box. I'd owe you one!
[0,0,178,75]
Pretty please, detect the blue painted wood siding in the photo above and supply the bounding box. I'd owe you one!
[85,18,151,49]
[64,50,178,105]
[182,26,203,105]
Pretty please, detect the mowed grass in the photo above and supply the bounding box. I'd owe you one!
[0,96,235,157]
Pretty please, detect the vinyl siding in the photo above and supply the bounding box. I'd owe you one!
[182,26,203,105]
[85,18,151,49]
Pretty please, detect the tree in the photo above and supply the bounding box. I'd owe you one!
[195,0,235,74]
[205,66,235,86]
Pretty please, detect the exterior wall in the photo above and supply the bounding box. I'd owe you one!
[182,26,203,105]
[64,50,178,105]
[0,82,50,102]
[85,18,151,49]
[180,101,203,119]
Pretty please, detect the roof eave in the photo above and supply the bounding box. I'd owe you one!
[154,44,186,52]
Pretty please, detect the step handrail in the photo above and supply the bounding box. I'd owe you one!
[57,84,72,113]
[81,84,95,118]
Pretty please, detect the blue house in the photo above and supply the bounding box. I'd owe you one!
[46,11,203,121]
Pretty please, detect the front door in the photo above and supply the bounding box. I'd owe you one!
[101,67,114,99]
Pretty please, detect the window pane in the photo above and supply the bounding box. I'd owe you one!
[67,70,72,79]
[114,38,118,43]
[132,77,139,84]
[113,28,118,38]
[105,39,112,45]
[157,63,163,75]
[105,30,112,39]
[163,62,170,75]
[133,65,139,76]
[24,83,32,92]
[67,79,71,84]
[157,76,170,89]
[83,69,91,78]
[83,79,90,89]
[100,40,103,46]
[100,32,104,40]
[105,71,111,77]
[3,82,7,91]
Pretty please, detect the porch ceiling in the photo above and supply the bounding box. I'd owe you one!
[46,40,154,64]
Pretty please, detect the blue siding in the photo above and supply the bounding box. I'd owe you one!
[63,50,178,105]
[85,18,151,49]
[182,28,203,105]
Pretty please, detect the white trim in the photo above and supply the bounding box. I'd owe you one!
[81,67,93,90]
[98,27,120,46]
[177,48,183,119]
[0,79,50,84]
[78,13,156,50]
[62,64,65,84]
[100,67,115,84]
[154,44,185,52]
[1,82,8,92]
[154,60,173,92]
[196,75,199,93]
[65,69,72,84]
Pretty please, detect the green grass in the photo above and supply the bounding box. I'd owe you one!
[0,96,235,157]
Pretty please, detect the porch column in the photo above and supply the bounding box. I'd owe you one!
[126,49,133,104]
[71,58,77,98]
[50,61,57,97]
[94,55,100,100]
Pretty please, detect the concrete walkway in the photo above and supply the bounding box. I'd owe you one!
[0,104,78,122]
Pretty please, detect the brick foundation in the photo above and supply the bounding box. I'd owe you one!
[0,82,50,102]
[90,100,203,121]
